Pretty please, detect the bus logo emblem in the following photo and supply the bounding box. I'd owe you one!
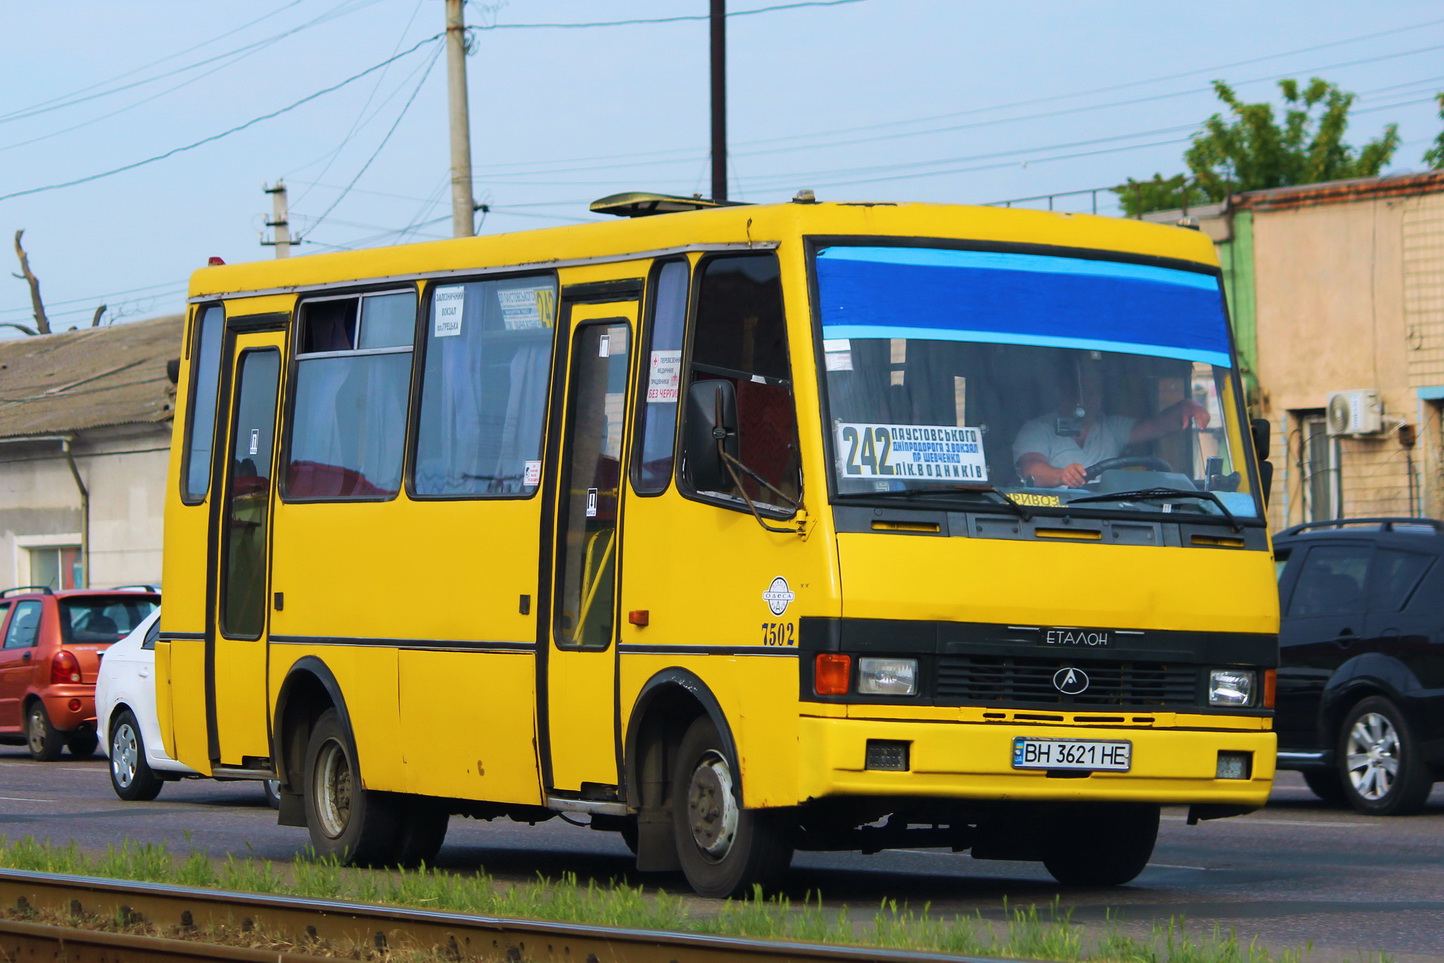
[1053,667,1089,695]
[762,576,795,616]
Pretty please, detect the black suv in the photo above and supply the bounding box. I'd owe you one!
[1274,517,1444,815]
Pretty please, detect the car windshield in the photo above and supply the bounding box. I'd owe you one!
[60,596,159,644]
[813,244,1262,522]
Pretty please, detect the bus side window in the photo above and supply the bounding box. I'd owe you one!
[180,304,225,503]
[632,259,689,495]
[413,274,558,497]
[681,253,801,509]
[284,290,415,500]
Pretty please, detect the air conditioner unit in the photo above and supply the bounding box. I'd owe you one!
[1326,389,1383,436]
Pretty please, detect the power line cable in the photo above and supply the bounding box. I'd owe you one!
[300,42,443,239]
[293,0,429,208]
[464,0,868,30]
[0,0,382,126]
[0,0,307,122]
[0,33,444,204]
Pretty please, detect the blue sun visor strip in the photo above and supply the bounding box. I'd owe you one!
[816,246,1232,368]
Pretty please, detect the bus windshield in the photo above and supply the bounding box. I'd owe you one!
[813,244,1262,522]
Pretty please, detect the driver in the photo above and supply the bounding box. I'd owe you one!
[1013,355,1209,489]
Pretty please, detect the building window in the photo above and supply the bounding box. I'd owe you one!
[29,545,82,590]
[1299,412,1339,522]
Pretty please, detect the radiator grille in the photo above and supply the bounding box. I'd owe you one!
[935,655,1199,708]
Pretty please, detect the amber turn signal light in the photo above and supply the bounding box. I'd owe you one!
[814,653,852,695]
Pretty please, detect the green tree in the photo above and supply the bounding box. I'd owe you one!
[1116,78,1400,217]
[1425,92,1444,170]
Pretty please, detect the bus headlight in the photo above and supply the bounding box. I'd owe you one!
[858,657,917,696]
[1208,669,1255,707]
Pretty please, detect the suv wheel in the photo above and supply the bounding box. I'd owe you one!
[25,703,64,762]
[1337,697,1434,815]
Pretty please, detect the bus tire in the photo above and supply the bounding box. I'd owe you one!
[303,708,400,865]
[671,716,792,898]
[1042,802,1158,887]
[395,796,450,867]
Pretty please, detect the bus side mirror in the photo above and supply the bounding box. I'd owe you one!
[1250,418,1273,506]
[1250,418,1270,461]
[166,358,181,384]
[685,380,739,492]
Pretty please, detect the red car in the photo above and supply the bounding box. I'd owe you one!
[0,586,159,761]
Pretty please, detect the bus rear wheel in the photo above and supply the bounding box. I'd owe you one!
[671,716,792,898]
[1042,802,1158,887]
[303,708,400,865]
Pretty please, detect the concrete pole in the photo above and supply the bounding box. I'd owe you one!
[446,0,476,237]
[263,181,292,258]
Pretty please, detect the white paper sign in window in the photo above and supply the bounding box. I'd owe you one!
[647,349,681,402]
[835,422,988,482]
[499,287,551,330]
[433,286,464,338]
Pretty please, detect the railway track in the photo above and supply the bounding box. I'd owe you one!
[0,867,1014,962]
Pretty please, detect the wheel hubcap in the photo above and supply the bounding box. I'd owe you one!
[26,708,44,753]
[1345,711,1401,801]
[314,739,352,839]
[686,750,739,860]
[111,723,139,788]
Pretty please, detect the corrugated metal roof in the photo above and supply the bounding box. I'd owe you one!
[0,314,183,439]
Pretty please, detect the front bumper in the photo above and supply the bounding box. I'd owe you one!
[798,714,1275,807]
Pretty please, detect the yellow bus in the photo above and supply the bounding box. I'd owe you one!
[159,194,1278,896]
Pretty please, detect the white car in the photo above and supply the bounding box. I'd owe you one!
[96,608,278,806]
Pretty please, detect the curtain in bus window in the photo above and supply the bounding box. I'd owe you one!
[414,275,556,496]
[288,354,409,498]
[815,247,1232,368]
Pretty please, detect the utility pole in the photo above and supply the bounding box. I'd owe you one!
[710,0,727,202]
[446,0,476,237]
[261,181,294,257]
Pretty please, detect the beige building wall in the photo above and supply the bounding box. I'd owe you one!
[0,426,169,590]
[1250,188,1444,530]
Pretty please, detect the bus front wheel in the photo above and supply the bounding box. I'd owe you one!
[303,708,400,865]
[671,716,792,898]
[1041,802,1158,886]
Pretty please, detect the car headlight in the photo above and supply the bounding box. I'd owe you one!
[1208,668,1255,707]
[857,657,917,696]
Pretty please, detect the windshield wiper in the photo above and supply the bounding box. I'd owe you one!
[1067,487,1241,532]
[844,485,1033,521]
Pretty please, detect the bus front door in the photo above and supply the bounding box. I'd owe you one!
[206,330,284,770]
[542,299,637,798]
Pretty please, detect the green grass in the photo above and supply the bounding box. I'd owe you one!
[0,836,1386,962]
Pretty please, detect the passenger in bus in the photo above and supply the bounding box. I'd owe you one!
[1012,355,1208,488]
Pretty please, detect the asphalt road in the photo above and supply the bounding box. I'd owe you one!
[1,746,1439,962]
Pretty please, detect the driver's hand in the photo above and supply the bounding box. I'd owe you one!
[1060,462,1088,488]
[1180,400,1211,429]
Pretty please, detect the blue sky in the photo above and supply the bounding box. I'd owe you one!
[2,0,1441,336]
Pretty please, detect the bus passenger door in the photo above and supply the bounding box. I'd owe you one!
[207,331,285,769]
[542,299,637,797]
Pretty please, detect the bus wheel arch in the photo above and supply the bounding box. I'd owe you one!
[273,658,352,824]
[623,670,733,872]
